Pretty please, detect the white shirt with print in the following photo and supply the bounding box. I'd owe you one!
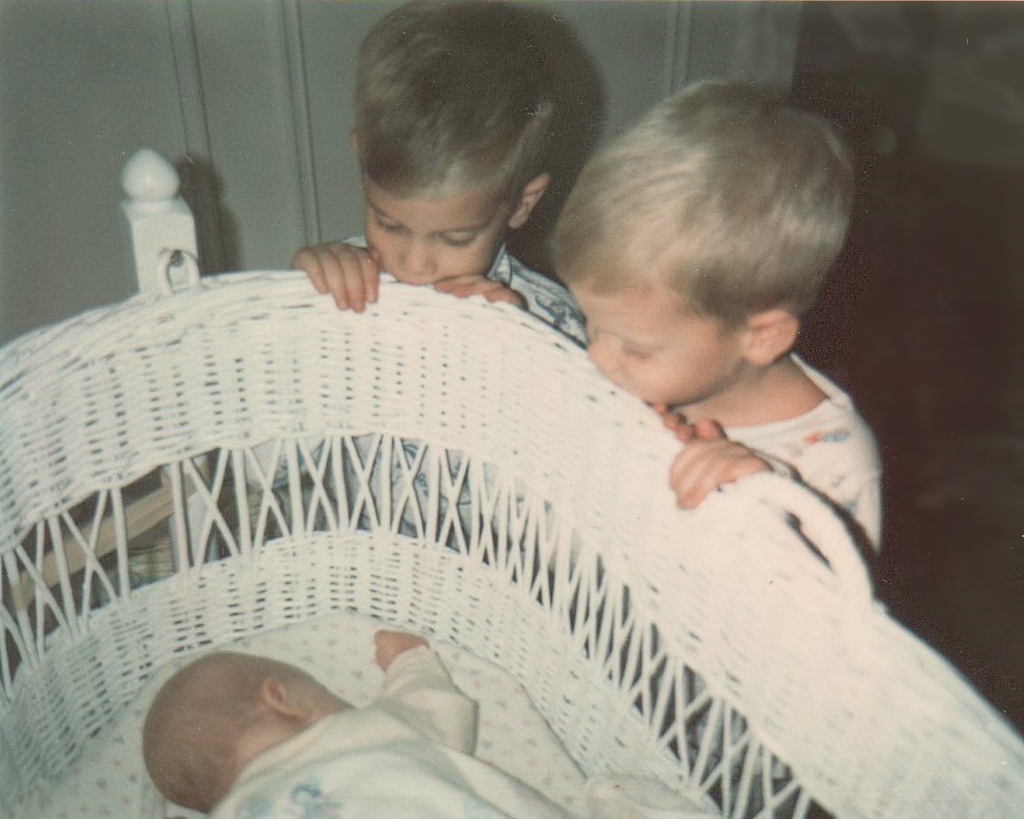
[725,355,882,552]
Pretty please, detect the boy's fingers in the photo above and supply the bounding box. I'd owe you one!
[292,243,381,312]
[674,424,695,443]
[362,253,380,305]
[342,266,368,313]
[669,448,715,508]
[669,442,731,507]
[326,266,354,311]
[293,247,329,294]
[692,417,726,440]
[335,251,381,312]
[432,274,484,293]
[367,245,384,272]
[480,285,525,307]
[435,277,526,308]
[671,441,772,509]
[653,404,694,441]
[662,415,694,442]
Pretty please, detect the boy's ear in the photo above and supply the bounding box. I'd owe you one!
[260,678,306,720]
[741,308,800,366]
[507,172,551,229]
[349,128,361,154]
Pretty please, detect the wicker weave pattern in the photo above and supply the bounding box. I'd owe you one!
[1,273,1022,818]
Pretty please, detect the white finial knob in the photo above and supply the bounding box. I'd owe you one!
[121,147,199,294]
[121,148,180,201]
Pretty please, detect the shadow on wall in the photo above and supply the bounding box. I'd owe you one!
[791,1,1024,733]
[794,1,1024,496]
[505,6,605,280]
[176,155,241,275]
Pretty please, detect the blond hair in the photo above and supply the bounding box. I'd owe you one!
[355,1,555,200]
[556,81,854,325]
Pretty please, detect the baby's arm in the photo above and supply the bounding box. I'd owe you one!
[375,629,429,671]
[373,629,478,754]
[292,241,381,312]
[659,414,770,509]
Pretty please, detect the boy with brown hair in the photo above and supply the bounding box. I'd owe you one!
[293,1,586,344]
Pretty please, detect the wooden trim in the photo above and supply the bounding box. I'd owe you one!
[11,484,175,612]
[279,0,322,246]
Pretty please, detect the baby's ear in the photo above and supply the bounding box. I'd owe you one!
[741,308,800,366]
[507,172,551,229]
[261,678,306,719]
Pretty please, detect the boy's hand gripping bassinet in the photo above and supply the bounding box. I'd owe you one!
[0,152,1022,819]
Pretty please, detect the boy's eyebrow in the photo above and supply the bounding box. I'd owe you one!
[439,220,490,234]
[590,321,664,348]
[366,200,399,223]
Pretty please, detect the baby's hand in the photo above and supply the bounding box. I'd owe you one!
[432,274,526,308]
[667,418,769,508]
[292,241,381,313]
[374,629,429,671]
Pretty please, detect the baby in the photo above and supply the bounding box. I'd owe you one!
[143,629,571,817]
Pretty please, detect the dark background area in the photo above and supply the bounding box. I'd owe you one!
[792,3,1024,733]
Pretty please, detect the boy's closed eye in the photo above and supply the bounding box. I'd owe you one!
[373,213,478,248]
[438,231,478,248]
[621,343,654,359]
[594,330,656,360]
[373,214,406,235]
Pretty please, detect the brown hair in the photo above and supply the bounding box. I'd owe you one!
[355,1,556,201]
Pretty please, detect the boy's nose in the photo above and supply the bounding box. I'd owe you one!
[401,240,435,282]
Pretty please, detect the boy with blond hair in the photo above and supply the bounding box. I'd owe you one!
[293,0,586,345]
[555,80,882,550]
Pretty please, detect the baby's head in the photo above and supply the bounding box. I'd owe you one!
[352,1,556,283]
[555,80,854,407]
[143,652,348,813]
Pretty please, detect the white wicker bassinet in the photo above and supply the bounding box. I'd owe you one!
[1,151,1023,817]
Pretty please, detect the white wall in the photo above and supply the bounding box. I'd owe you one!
[0,0,800,345]
[0,1,188,341]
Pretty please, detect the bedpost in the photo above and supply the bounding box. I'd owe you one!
[120,149,200,295]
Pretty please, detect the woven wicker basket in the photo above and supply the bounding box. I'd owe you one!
[1,272,1022,818]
